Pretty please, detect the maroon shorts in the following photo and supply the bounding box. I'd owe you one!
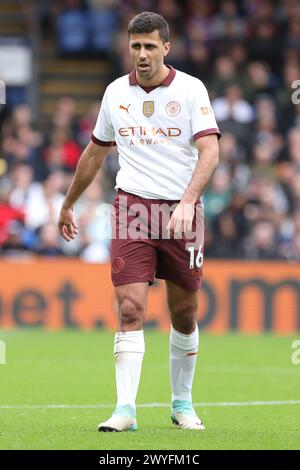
[110,190,204,290]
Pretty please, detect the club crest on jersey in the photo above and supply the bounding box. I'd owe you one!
[143,101,154,117]
[166,101,181,116]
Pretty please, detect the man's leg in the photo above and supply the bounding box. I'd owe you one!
[114,282,148,407]
[166,280,205,430]
[98,282,148,432]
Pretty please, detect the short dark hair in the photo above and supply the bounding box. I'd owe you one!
[128,11,169,43]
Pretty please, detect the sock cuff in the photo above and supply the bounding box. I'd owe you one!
[170,324,198,351]
[114,330,145,354]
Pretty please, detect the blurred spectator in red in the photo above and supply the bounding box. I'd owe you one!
[0,180,25,246]
[78,102,100,147]
[43,127,82,173]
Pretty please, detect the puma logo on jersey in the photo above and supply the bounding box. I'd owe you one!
[119,104,131,113]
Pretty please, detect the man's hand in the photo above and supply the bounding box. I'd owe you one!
[166,201,195,239]
[58,206,79,242]
[56,142,110,242]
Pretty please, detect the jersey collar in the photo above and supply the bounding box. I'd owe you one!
[129,65,176,87]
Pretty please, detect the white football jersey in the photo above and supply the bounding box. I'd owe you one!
[92,66,220,200]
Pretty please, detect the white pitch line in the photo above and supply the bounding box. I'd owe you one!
[0,400,300,409]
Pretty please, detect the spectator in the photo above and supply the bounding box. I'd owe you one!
[35,222,65,256]
[211,208,244,258]
[1,0,300,263]
[0,179,25,246]
[204,166,232,221]
[212,84,254,124]
[243,220,281,259]
[1,220,31,258]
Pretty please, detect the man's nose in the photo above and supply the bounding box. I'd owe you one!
[139,47,147,60]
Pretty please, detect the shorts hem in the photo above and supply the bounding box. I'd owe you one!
[112,278,154,287]
[155,274,201,290]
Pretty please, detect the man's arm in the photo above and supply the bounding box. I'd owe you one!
[166,134,219,237]
[183,134,219,203]
[58,141,111,242]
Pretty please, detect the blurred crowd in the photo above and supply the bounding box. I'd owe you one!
[1,0,300,262]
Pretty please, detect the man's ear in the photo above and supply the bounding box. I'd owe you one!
[164,42,171,56]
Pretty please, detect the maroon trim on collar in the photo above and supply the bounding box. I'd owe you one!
[162,65,176,86]
[129,68,138,85]
[128,65,176,87]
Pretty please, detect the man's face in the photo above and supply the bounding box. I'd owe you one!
[129,30,170,80]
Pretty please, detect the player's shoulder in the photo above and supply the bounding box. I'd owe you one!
[105,74,130,93]
[175,69,207,91]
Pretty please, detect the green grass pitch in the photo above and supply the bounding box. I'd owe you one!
[0,329,299,450]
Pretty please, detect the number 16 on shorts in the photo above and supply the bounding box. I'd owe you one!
[188,245,204,269]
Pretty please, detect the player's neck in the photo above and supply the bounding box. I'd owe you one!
[135,64,170,88]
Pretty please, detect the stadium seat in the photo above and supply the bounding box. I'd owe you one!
[57,11,89,53]
[89,10,118,53]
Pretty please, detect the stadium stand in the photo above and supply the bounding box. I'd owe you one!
[1,0,300,262]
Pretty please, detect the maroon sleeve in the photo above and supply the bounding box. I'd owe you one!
[193,128,221,141]
[91,134,116,147]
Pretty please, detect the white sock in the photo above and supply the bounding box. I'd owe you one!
[170,324,199,402]
[114,330,145,409]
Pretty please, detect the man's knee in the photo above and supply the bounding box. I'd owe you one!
[172,298,198,318]
[119,296,145,329]
[170,300,198,333]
